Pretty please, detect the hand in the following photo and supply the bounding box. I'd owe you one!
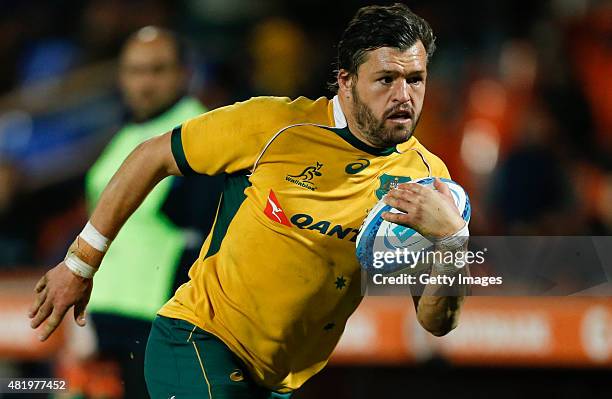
[28,262,93,341]
[382,178,465,238]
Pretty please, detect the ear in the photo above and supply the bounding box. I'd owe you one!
[337,69,354,96]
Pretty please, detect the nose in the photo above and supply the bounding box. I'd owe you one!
[392,80,411,104]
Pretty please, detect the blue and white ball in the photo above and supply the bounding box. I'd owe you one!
[356,177,471,274]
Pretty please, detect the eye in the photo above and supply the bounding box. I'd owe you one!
[407,76,423,85]
[378,76,393,85]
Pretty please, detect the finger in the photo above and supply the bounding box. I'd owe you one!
[384,195,407,213]
[30,301,53,329]
[40,306,68,341]
[397,182,423,190]
[385,189,416,204]
[433,178,460,213]
[434,178,451,198]
[28,289,47,318]
[74,301,87,327]
[34,275,47,293]
[385,193,419,214]
[382,211,414,226]
[396,182,422,192]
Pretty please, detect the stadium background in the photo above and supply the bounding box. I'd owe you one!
[0,0,611,397]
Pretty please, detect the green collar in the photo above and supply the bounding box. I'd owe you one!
[328,126,397,156]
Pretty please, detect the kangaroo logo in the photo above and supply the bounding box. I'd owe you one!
[286,162,323,191]
[264,190,292,226]
[288,162,323,181]
[267,197,283,223]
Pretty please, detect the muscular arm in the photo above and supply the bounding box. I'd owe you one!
[412,245,469,337]
[90,132,181,238]
[413,294,465,337]
[29,131,180,341]
[383,178,468,337]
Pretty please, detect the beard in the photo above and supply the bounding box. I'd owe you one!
[351,85,420,148]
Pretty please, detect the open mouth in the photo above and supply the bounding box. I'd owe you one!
[386,110,413,123]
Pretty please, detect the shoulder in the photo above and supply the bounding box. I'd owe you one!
[181,95,332,138]
[231,96,330,123]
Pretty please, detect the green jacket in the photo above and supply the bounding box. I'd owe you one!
[86,97,207,320]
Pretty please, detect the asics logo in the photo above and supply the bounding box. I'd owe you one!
[345,158,370,174]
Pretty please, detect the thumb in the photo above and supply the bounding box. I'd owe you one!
[434,178,459,213]
[74,301,87,327]
[434,178,451,197]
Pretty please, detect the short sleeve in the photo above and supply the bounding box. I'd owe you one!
[171,97,296,176]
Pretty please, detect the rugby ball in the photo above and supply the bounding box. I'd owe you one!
[356,177,471,274]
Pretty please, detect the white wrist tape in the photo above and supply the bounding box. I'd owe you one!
[431,222,470,274]
[65,253,98,279]
[434,222,470,250]
[79,222,111,253]
[432,256,465,274]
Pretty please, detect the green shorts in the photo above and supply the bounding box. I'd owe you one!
[144,315,292,399]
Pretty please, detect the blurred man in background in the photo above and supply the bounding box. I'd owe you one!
[70,26,222,398]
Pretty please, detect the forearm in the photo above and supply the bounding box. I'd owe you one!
[416,244,469,336]
[417,288,466,337]
[91,138,173,238]
[79,133,179,266]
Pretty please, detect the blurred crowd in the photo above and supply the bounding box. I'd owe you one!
[0,0,611,269]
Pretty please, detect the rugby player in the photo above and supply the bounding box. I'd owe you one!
[30,4,468,398]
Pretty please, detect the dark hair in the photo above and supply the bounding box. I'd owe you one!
[329,3,436,92]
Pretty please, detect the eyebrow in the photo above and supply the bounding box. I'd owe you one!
[374,69,426,77]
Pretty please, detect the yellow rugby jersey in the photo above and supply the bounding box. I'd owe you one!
[159,95,450,391]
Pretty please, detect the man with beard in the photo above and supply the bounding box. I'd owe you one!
[30,4,468,398]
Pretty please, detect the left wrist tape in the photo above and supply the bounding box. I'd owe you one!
[430,223,469,275]
[433,222,469,251]
[65,252,98,279]
[79,222,111,253]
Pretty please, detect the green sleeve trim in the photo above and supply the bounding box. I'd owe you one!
[171,126,197,176]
